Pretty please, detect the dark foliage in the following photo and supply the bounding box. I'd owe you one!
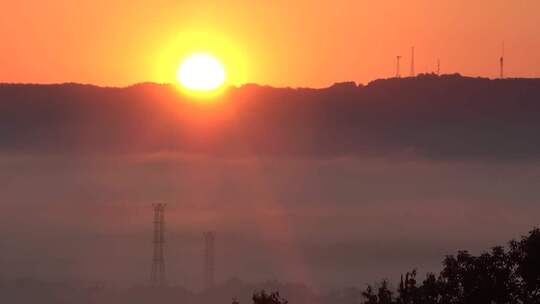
[362,228,540,304]
[252,290,289,304]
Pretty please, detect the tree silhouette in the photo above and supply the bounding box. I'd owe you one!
[377,280,393,304]
[252,290,289,304]
[357,227,540,304]
[397,270,420,304]
[419,273,441,304]
[361,285,378,304]
[509,228,540,303]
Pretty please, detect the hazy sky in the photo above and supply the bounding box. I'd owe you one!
[1,0,540,87]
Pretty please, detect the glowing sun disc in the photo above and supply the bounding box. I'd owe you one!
[177,53,226,91]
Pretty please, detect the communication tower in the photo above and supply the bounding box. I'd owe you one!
[150,203,166,287]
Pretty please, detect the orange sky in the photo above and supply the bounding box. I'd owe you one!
[1,0,540,87]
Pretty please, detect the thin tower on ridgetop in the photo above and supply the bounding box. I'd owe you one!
[437,58,441,75]
[151,203,166,287]
[410,46,415,77]
[396,56,401,78]
[500,42,505,79]
[203,231,215,290]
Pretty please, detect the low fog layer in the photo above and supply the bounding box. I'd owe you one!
[1,74,539,291]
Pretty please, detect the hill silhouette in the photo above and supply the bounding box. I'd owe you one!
[2,74,540,160]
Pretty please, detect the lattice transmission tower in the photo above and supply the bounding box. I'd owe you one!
[203,231,215,290]
[150,203,166,287]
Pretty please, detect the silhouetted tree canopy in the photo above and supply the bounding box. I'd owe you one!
[361,227,540,304]
[252,290,289,304]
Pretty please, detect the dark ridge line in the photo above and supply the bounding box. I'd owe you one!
[2,73,540,91]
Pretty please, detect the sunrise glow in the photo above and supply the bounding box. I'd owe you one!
[177,53,226,92]
[4,2,540,301]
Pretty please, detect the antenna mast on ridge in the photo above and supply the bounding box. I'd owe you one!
[396,56,401,78]
[410,46,415,77]
[500,42,505,79]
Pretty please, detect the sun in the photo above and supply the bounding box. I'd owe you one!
[176,53,226,92]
